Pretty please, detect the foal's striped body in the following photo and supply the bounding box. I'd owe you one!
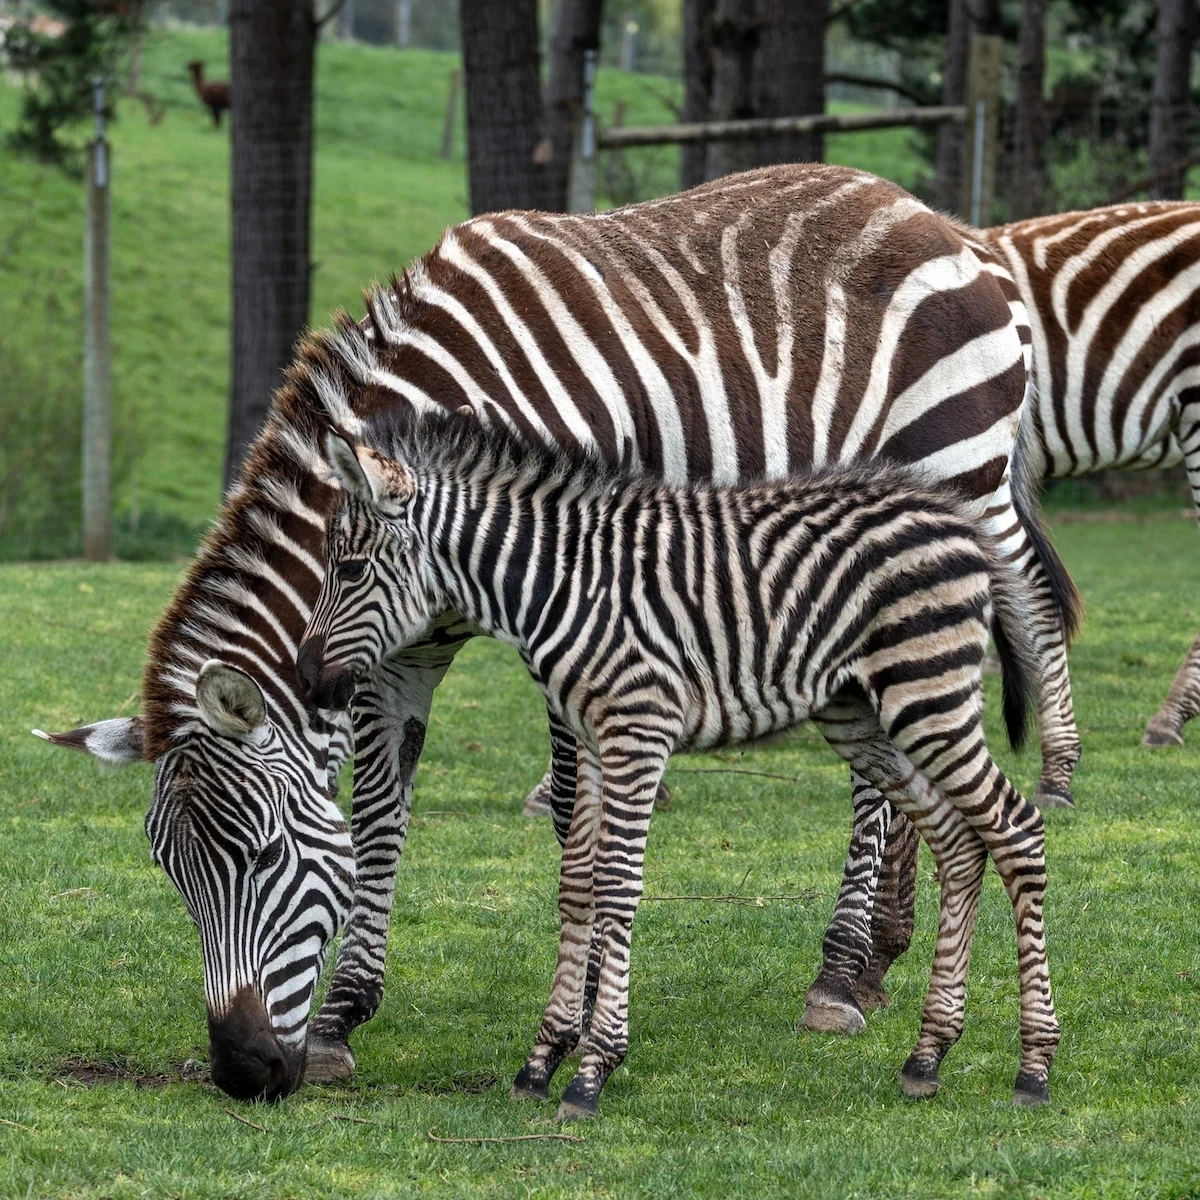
[300,417,1060,1117]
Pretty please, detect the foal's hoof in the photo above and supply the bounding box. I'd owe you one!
[522,790,553,817]
[304,1038,356,1083]
[1033,783,1075,810]
[509,1065,550,1102]
[899,1060,940,1100]
[1142,722,1184,748]
[800,983,866,1034]
[1012,1072,1050,1107]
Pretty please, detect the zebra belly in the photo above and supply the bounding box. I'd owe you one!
[676,677,813,754]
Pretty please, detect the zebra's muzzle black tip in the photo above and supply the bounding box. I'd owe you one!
[208,989,303,1103]
[297,637,358,711]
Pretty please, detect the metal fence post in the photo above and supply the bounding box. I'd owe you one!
[83,75,112,562]
[962,34,1002,227]
[567,48,598,213]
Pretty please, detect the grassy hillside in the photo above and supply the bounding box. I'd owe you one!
[0,28,927,561]
[2,516,1199,1196]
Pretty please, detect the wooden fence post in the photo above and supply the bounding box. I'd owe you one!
[83,75,112,563]
[440,69,460,160]
[567,47,598,213]
[962,33,1002,227]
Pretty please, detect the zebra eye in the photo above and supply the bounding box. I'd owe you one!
[337,559,367,583]
[256,837,283,871]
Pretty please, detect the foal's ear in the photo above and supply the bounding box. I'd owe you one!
[195,660,269,741]
[325,431,415,514]
[33,716,145,765]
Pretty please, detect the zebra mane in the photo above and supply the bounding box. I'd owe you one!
[141,283,425,759]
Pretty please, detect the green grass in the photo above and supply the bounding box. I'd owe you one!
[0,27,926,561]
[2,514,1199,1197]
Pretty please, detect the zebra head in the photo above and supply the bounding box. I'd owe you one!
[34,660,354,1102]
[297,433,438,710]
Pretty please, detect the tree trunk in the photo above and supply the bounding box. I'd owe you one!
[681,0,714,189]
[705,0,761,180]
[460,0,547,214]
[225,0,315,490]
[1149,0,1196,200]
[542,0,604,213]
[750,0,827,167]
[935,0,969,213]
[1011,0,1047,218]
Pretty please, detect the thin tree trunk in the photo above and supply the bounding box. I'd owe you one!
[542,0,604,213]
[460,0,547,214]
[1149,0,1197,200]
[681,0,714,189]
[1011,0,1047,218]
[706,0,760,180]
[225,0,315,489]
[751,0,827,167]
[935,0,969,213]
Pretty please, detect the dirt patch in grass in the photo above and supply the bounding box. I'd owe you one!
[55,1057,208,1088]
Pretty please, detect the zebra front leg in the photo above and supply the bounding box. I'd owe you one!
[307,658,452,1081]
[1144,412,1200,747]
[511,744,603,1102]
[801,767,893,1035]
[556,735,669,1121]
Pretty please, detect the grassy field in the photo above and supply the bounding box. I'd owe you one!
[0,27,927,561]
[2,514,1199,1197]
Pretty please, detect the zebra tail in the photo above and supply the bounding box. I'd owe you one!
[1010,408,1085,644]
[991,606,1034,753]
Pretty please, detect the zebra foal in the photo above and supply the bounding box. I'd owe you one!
[298,413,1060,1119]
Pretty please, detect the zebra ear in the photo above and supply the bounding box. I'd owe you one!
[32,716,145,764]
[325,431,415,514]
[195,660,269,741]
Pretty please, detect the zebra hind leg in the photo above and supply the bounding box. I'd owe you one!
[510,746,604,1103]
[856,810,919,1011]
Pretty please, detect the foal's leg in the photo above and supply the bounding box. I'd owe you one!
[811,697,990,1099]
[510,745,603,1102]
[857,810,919,1010]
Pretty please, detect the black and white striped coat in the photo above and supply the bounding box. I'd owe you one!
[35,164,1074,1097]
[299,415,1060,1118]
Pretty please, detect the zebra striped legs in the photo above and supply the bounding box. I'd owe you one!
[1144,407,1200,747]
[857,809,919,1009]
[306,656,454,1081]
[513,732,671,1120]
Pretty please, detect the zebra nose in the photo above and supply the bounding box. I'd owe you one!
[296,636,326,701]
[208,988,298,1102]
[313,666,356,712]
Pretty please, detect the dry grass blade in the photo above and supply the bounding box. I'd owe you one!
[312,1113,383,1127]
[0,1118,36,1133]
[670,767,800,783]
[428,1129,585,1145]
[643,890,822,905]
[224,1108,266,1132]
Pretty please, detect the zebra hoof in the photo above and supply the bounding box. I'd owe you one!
[1142,722,1184,748]
[509,1063,551,1102]
[799,993,866,1035]
[556,1076,600,1121]
[855,979,890,1011]
[899,1060,940,1100]
[522,790,552,817]
[1034,783,1075,810]
[1012,1072,1050,1107]
[304,1039,356,1083]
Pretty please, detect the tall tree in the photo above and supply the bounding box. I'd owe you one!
[705,0,760,180]
[1148,0,1197,200]
[1011,0,1048,218]
[750,0,828,167]
[935,0,969,213]
[681,0,714,189]
[460,0,546,215]
[225,0,316,488]
[542,0,605,213]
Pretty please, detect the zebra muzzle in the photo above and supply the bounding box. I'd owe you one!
[297,636,357,711]
[208,987,302,1102]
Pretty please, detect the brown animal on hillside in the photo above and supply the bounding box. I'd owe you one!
[187,60,229,128]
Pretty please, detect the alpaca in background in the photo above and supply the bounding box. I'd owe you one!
[187,61,229,128]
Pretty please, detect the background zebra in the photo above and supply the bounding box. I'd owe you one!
[299,416,1060,1117]
[35,164,1070,1098]
[850,201,1200,1021]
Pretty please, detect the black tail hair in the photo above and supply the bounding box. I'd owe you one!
[992,611,1034,751]
[1010,407,1085,643]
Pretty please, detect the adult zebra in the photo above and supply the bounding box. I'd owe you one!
[35,164,1073,1099]
[298,417,1061,1115]
[836,200,1200,1030]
